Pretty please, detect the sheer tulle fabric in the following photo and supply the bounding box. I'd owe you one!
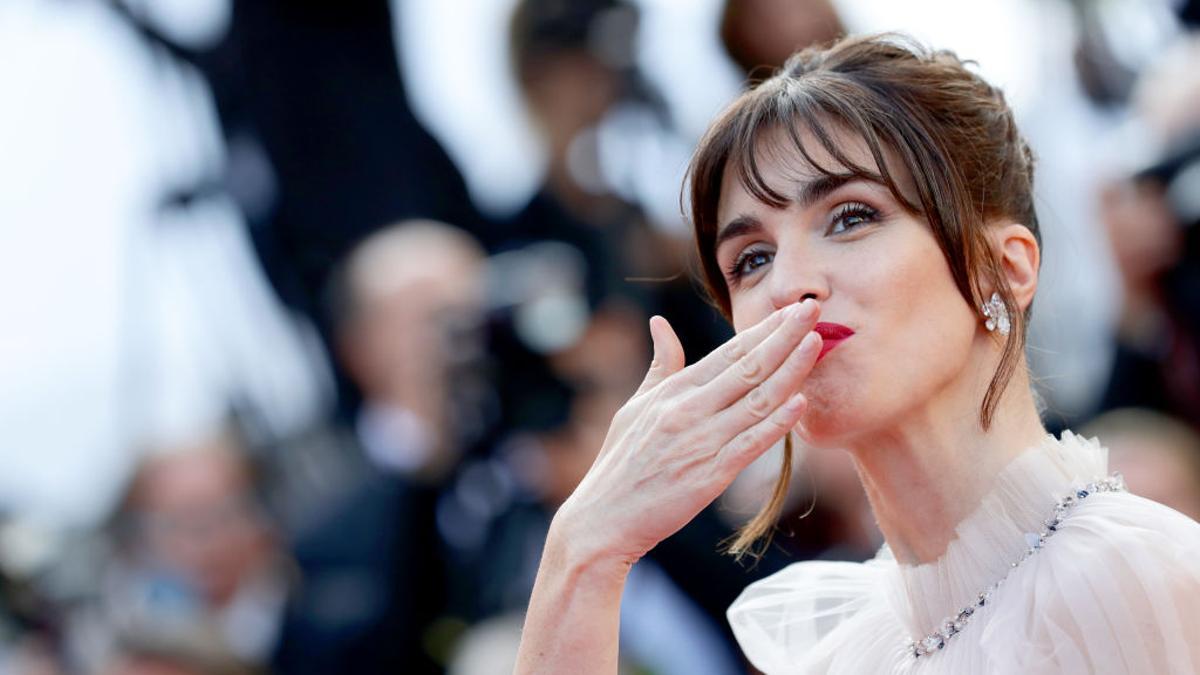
[728,432,1200,674]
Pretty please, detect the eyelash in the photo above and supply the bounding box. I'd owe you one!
[829,202,880,235]
[726,247,772,281]
[724,202,881,282]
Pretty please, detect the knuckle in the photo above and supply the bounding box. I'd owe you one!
[744,386,772,420]
[725,431,758,462]
[766,409,793,433]
[737,356,763,384]
[720,339,745,365]
[778,348,812,383]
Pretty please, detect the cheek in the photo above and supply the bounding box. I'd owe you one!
[729,294,771,333]
[798,236,976,443]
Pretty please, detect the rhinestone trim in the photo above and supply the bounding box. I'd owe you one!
[908,473,1126,659]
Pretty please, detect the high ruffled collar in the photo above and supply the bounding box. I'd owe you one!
[883,431,1111,640]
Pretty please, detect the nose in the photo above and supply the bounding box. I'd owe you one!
[768,245,830,311]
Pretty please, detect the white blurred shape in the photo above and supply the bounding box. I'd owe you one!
[633,0,741,139]
[0,0,156,526]
[393,0,545,218]
[0,0,329,527]
[121,0,232,50]
[394,0,738,225]
[147,197,333,446]
[835,0,1039,111]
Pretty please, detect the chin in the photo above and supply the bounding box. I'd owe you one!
[799,387,898,451]
[796,402,856,449]
[796,376,859,447]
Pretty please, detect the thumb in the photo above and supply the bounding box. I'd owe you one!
[636,315,685,395]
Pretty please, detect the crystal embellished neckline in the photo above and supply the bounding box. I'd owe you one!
[908,473,1127,659]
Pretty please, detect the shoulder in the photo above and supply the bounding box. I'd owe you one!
[987,491,1200,673]
[1047,490,1200,607]
[727,554,896,674]
[1061,489,1200,559]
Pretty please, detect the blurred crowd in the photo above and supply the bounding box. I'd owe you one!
[1,0,1199,673]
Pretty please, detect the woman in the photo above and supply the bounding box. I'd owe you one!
[515,34,1200,673]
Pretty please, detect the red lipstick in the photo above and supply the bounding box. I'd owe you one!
[813,322,854,362]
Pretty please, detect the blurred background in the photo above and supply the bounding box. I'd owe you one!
[1,0,1198,672]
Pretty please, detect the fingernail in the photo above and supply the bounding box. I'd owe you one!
[785,392,806,411]
[799,331,820,352]
[794,299,816,320]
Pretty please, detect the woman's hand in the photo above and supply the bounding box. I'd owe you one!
[552,298,823,567]
[515,299,822,673]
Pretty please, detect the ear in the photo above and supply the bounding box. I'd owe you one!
[989,223,1040,313]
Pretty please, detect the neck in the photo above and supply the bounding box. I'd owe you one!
[846,363,1047,565]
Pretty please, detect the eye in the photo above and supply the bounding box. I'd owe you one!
[829,202,879,235]
[726,247,774,282]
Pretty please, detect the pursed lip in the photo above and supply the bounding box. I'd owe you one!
[813,322,855,362]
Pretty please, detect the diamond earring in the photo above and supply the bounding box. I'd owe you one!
[981,292,1011,336]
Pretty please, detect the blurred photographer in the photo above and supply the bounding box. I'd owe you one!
[101,431,286,674]
[335,221,490,481]
[1098,36,1200,426]
[267,221,492,674]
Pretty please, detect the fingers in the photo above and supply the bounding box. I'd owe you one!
[698,301,821,411]
[684,299,819,388]
[635,315,686,396]
[716,392,808,475]
[710,329,821,446]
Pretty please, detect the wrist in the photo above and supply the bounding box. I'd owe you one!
[545,511,635,587]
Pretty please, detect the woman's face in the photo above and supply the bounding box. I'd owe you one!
[713,126,980,446]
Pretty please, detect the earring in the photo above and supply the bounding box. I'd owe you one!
[981,292,1011,336]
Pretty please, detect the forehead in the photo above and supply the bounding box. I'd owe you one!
[716,121,913,219]
[352,235,484,306]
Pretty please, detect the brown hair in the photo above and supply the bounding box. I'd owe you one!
[687,34,1041,557]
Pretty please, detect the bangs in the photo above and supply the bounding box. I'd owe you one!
[720,76,923,220]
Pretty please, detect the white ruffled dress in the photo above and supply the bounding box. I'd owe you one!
[728,432,1200,674]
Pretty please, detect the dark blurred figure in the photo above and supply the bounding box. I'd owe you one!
[506,0,730,364]
[1083,408,1200,521]
[272,221,492,674]
[1070,0,1200,107]
[719,0,844,77]
[0,547,66,674]
[1097,38,1200,427]
[163,1,493,422]
[103,432,287,674]
[1186,0,1200,27]
[510,0,638,224]
[784,447,880,562]
[1098,164,1197,422]
[116,1,484,322]
[335,222,491,479]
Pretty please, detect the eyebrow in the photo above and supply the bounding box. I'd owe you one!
[713,215,763,253]
[797,173,857,209]
[714,173,862,252]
